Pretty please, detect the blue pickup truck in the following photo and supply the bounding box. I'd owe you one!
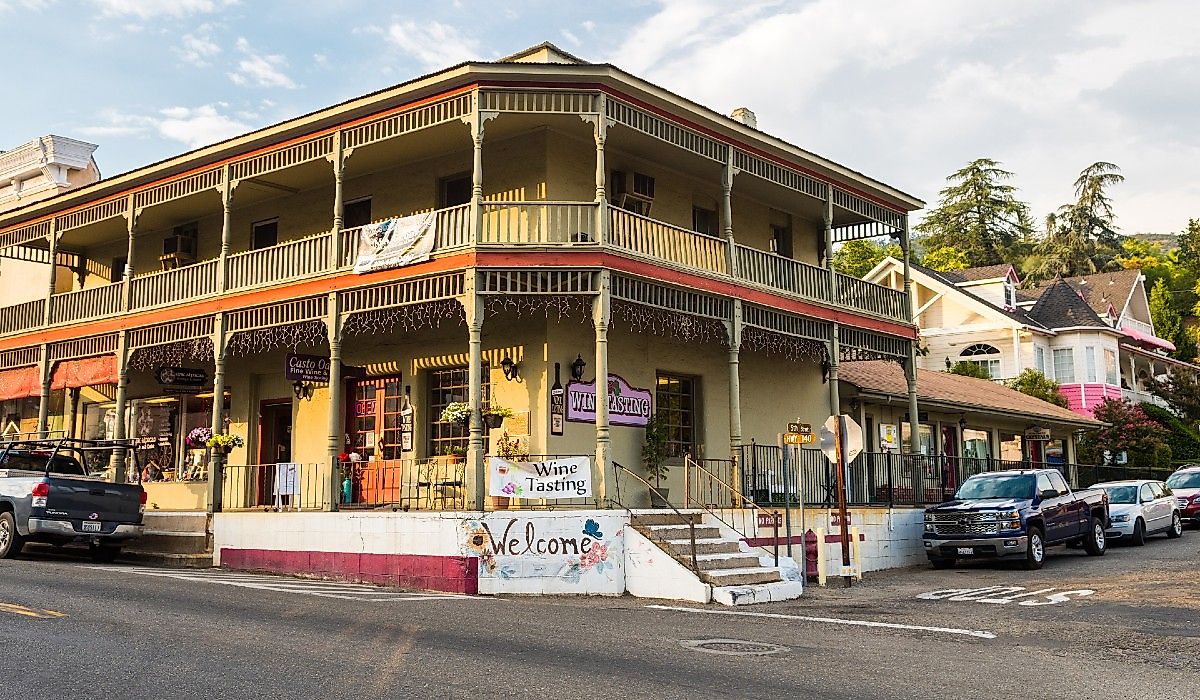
[923,469,1110,570]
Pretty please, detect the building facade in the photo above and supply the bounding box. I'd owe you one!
[0,44,922,513]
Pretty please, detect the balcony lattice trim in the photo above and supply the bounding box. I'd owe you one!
[343,93,473,150]
[0,346,40,370]
[129,316,216,350]
[227,296,328,334]
[479,90,597,114]
[228,320,326,357]
[133,168,223,211]
[742,303,832,343]
[606,99,728,163]
[479,269,598,295]
[49,333,118,362]
[733,150,826,201]
[344,299,464,337]
[611,274,730,320]
[741,326,827,363]
[840,327,909,361]
[57,197,127,232]
[0,219,51,251]
[341,273,464,314]
[612,300,728,345]
[831,187,904,231]
[129,337,214,372]
[831,221,901,243]
[230,134,334,182]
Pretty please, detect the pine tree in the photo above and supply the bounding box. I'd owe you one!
[915,158,1033,266]
[1031,162,1126,280]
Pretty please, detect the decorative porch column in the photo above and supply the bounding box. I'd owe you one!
[469,100,485,247]
[36,344,51,438]
[727,300,744,494]
[828,323,842,417]
[463,270,486,508]
[329,132,345,270]
[901,215,920,454]
[110,330,131,481]
[43,219,57,325]
[63,387,79,439]
[326,291,344,512]
[208,313,227,514]
[823,185,838,300]
[217,164,233,292]
[593,270,612,505]
[121,195,137,311]
[721,150,738,276]
[592,95,609,246]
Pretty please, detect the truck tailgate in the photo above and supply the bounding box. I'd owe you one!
[46,477,143,526]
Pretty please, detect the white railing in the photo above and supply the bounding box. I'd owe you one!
[736,244,830,302]
[1120,316,1155,337]
[227,232,331,291]
[608,207,728,275]
[49,282,123,324]
[836,272,908,320]
[130,259,219,310]
[0,299,45,336]
[436,203,472,249]
[480,201,597,245]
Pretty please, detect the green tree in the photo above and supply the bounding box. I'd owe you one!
[1177,218,1200,278]
[1147,369,1200,424]
[915,158,1033,266]
[1078,398,1170,468]
[831,240,905,279]
[1031,162,1126,280]
[921,245,970,272]
[946,361,993,380]
[1149,277,1183,353]
[1005,369,1069,408]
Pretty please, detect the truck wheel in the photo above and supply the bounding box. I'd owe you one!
[1083,517,1107,556]
[1131,518,1146,547]
[89,545,121,563]
[0,511,24,559]
[930,557,957,569]
[1024,528,1045,570]
[1167,512,1183,539]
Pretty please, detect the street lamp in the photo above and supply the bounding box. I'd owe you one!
[500,355,519,382]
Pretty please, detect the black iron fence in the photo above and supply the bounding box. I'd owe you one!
[737,442,1176,508]
[222,463,326,511]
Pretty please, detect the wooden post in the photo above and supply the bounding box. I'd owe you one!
[330,132,345,270]
[727,300,744,480]
[824,185,837,301]
[326,291,344,511]
[36,344,51,438]
[43,219,57,325]
[122,195,137,311]
[593,95,608,246]
[464,270,485,509]
[63,387,79,439]
[110,330,130,482]
[217,164,233,292]
[208,313,227,514]
[469,97,485,246]
[721,150,737,276]
[593,270,612,505]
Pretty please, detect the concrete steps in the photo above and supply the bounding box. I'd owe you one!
[128,512,213,564]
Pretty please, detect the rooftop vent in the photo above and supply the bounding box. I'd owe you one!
[730,107,757,129]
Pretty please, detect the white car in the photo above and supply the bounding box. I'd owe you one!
[1094,480,1183,545]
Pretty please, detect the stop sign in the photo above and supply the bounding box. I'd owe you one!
[819,415,864,464]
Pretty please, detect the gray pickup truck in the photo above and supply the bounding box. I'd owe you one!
[0,438,145,562]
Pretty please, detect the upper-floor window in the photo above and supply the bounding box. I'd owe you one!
[251,219,278,250]
[610,170,654,216]
[1104,348,1118,385]
[1084,346,1098,383]
[770,223,793,258]
[1034,346,1047,375]
[692,206,718,237]
[960,343,1001,379]
[343,197,373,229]
[1004,281,1017,309]
[1052,348,1074,383]
[439,173,471,208]
[110,256,127,284]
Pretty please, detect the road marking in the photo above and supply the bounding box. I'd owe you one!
[646,604,997,640]
[917,586,1095,606]
[88,566,478,602]
[0,602,67,619]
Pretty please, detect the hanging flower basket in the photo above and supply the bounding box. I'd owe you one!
[186,426,214,449]
[440,402,472,426]
[206,433,245,455]
[483,406,513,430]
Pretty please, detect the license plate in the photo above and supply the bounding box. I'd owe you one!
[81,521,102,533]
[957,547,974,555]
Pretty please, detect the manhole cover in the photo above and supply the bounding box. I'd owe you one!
[681,639,787,656]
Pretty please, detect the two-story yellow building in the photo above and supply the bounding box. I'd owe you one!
[0,43,923,515]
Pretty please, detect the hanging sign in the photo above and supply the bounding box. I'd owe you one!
[1024,426,1052,441]
[550,363,565,436]
[353,212,437,274]
[880,423,899,450]
[155,366,207,394]
[566,374,652,427]
[285,353,330,383]
[489,456,593,499]
[400,405,414,452]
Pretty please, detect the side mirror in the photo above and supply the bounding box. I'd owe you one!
[1039,489,1058,501]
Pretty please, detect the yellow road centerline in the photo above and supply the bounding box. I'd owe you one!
[0,602,68,619]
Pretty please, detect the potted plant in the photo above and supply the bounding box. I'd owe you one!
[206,433,245,455]
[439,402,472,426]
[482,405,514,429]
[435,445,467,466]
[641,414,671,507]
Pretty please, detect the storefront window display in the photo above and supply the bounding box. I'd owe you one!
[81,394,219,481]
[962,428,991,461]
[900,422,935,455]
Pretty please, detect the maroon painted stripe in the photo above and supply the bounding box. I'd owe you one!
[220,549,479,595]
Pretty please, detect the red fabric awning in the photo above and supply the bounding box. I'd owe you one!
[0,366,40,402]
[51,355,118,390]
[1121,326,1176,352]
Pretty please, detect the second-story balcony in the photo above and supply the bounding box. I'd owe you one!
[4,199,907,338]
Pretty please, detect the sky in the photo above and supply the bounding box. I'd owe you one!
[1,0,1198,235]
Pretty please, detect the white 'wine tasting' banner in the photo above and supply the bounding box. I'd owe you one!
[489,456,593,499]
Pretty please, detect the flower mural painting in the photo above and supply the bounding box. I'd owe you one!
[462,514,626,594]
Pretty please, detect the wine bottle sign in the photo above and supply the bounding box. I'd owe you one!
[551,362,565,436]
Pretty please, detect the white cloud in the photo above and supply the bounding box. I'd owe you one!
[313,52,328,67]
[81,104,249,149]
[581,20,596,32]
[561,29,580,47]
[608,0,1200,234]
[175,26,220,66]
[90,0,236,18]
[228,36,296,89]
[385,20,480,70]
[0,0,55,11]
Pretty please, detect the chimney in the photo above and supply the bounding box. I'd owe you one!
[730,107,757,129]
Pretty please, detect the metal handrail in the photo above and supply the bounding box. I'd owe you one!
[684,455,768,547]
[610,461,699,574]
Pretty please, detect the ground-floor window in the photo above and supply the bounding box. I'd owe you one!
[349,376,407,460]
[998,431,1024,462]
[962,428,991,460]
[81,394,216,481]
[901,422,935,455]
[656,373,699,458]
[427,366,488,458]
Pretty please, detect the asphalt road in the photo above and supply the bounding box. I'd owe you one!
[1,531,1197,700]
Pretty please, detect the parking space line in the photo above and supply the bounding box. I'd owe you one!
[0,602,67,619]
[646,604,998,640]
[88,566,478,602]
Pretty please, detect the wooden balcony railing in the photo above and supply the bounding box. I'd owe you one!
[0,201,912,341]
[227,232,331,291]
[49,282,123,324]
[608,207,727,275]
